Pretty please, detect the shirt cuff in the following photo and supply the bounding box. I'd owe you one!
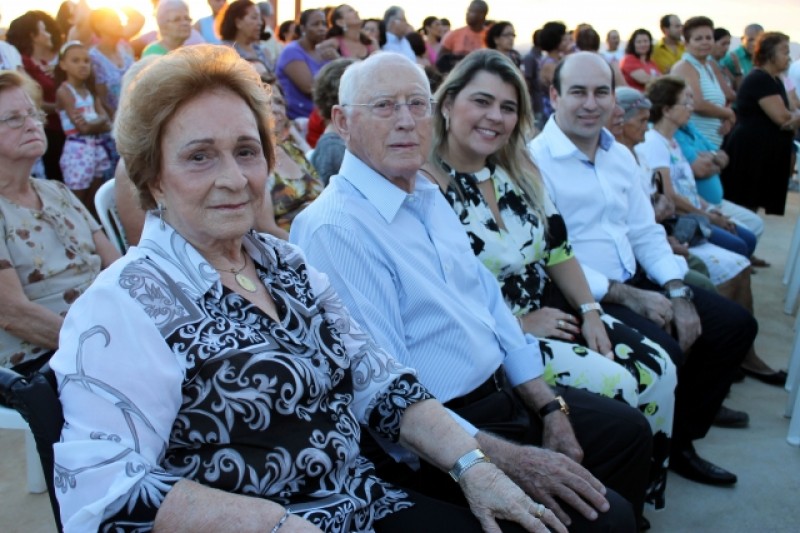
[503,334,544,388]
[648,254,689,287]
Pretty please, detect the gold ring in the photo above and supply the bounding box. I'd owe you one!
[535,503,546,518]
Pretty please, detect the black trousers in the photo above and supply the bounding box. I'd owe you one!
[375,487,530,533]
[603,280,757,451]
[363,384,650,532]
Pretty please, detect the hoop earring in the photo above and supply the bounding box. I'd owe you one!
[157,202,166,230]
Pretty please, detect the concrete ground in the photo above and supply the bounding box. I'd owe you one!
[1,195,799,532]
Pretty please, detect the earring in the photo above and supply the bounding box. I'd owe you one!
[157,202,166,230]
[444,113,450,131]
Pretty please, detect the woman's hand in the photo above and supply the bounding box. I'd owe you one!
[708,211,736,232]
[459,462,567,533]
[520,307,580,341]
[315,38,340,60]
[580,312,613,358]
[667,236,690,257]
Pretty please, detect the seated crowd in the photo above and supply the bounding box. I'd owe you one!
[1,1,798,532]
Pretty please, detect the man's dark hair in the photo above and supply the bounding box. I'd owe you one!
[660,14,677,30]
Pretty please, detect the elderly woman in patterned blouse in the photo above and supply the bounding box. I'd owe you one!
[0,70,119,374]
[50,45,562,533]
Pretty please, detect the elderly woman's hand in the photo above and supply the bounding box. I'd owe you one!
[459,462,567,533]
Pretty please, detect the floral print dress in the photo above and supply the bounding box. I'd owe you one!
[441,162,676,509]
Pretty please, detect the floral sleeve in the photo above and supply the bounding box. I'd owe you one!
[542,192,574,267]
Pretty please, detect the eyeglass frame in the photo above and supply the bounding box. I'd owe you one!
[340,98,436,118]
[0,109,48,129]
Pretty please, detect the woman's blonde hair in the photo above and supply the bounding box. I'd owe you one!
[114,45,275,210]
[431,49,547,225]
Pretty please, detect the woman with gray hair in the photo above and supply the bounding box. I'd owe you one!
[50,44,560,533]
[141,0,193,56]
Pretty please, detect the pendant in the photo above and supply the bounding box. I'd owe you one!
[235,272,258,293]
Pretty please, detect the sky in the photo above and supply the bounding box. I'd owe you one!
[4,0,800,55]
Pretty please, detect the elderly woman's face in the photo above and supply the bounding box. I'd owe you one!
[621,108,650,145]
[0,87,47,164]
[162,6,193,43]
[152,89,268,248]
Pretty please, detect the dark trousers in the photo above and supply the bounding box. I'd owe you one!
[363,384,650,532]
[375,487,530,533]
[603,280,757,451]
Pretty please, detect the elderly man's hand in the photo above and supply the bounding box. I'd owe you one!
[671,298,702,352]
[542,411,584,463]
[459,462,567,533]
[476,432,609,527]
[607,283,673,330]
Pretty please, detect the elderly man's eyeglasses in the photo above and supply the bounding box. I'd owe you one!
[342,98,435,118]
[0,110,47,129]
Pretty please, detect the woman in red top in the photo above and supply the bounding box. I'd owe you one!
[620,28,662,91]
[6,11,65,182]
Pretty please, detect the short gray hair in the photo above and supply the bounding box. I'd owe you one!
[256,1,273,18]
[338,52,427,114]
[156,0,189,29]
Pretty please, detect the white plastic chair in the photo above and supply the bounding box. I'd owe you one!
[94,179,127,255]
[785,217,800,315]
[785,310,800,445]
[0,405,46,493]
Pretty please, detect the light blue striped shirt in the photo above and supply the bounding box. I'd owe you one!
[290,151,544,436]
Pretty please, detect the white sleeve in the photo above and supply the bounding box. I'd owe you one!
[50,267,184,532]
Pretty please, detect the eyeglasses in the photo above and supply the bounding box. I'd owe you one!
[342,98,435,118]
[0,110,47,129]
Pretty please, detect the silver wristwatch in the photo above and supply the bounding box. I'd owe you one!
[665,286,694,301]
[579,302,604,315]
[448,449,490,482]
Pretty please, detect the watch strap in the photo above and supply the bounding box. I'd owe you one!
[448,449,490,482]
[579,302,603,315]
[539,395,569,418]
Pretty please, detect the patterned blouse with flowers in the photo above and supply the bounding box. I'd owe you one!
[0,178,101,368]
[441,163,573,317]
[269,140,325,231]
[51,216,432,532]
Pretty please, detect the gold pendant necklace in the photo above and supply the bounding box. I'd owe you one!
[214,255,258,293]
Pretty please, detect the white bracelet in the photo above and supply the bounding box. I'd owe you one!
[448,449,490,482]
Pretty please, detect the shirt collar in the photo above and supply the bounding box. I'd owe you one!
[338,149,438,223]
[540,116,614,160]
[136,213,277,300]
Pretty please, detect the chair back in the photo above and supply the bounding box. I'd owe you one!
[94,179,128,255]
[0,366,64,532]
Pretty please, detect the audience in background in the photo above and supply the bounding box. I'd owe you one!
[439,0,488,58]
[652,14,685,74]
[620,28,661,90]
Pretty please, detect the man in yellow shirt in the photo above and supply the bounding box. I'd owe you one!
[651,14,685,74]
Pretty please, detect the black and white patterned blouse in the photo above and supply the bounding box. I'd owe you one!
[441,162,573,316]
[51,215,431,532]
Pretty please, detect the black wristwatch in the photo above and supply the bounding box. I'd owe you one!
[665,285,694,301]
[539,395,569,418]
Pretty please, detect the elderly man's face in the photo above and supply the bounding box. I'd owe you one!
[334,58,432,192]
[551,53,615,147]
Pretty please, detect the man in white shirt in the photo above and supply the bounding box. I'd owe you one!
[381,6,416,63]
[292,52,652,531]
[529,52,757,488]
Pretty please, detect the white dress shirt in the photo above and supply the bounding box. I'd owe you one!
[382,33,417,63]
[529,118,687,300]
